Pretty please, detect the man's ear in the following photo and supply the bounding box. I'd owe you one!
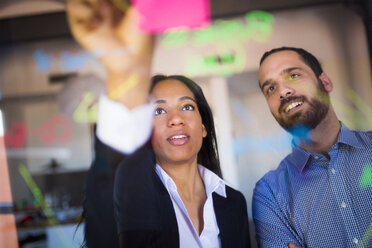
[202,125,207,138]
[319,72,333,93]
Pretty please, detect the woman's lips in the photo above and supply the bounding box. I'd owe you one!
[167,134,190,146]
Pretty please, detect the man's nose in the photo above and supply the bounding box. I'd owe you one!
[279,85,295,99]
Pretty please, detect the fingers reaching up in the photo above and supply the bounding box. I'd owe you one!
[66,0,154,107]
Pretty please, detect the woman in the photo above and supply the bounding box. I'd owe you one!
[67,1,250,247]
[114,75,251,247]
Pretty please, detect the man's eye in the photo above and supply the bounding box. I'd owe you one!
[182,104,195,111]
[267,85,275,94]
[154,108,166,116]
[290,74,299,80]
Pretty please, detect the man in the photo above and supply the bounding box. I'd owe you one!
[253,47,372,247]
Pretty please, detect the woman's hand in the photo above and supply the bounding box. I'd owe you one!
[66,0,154,107]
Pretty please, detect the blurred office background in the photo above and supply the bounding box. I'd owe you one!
[0,0,371,247]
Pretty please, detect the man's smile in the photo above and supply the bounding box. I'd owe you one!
[279,96,306,115]
[284,101,303,113]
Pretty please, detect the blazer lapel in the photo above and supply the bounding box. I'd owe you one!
[213,192,234,247]
[153,165,180,247]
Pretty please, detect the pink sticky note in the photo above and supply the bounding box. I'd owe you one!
[132,0,210,33]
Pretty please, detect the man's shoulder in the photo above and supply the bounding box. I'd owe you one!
[257,153,293,184]
[252,155,294,219]
[351,129,372,146]
[254,153,295,199]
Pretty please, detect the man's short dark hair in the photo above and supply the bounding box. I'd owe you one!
[259,47,323,77]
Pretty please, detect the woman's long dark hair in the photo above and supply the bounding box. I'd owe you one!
[150,75,222,178]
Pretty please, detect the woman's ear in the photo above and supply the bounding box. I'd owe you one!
[202,124,207,138]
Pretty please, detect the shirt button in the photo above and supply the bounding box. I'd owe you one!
[341,202,347,208]
[331,168,336,174]
[353,238,358,244]
[314,156,319,159]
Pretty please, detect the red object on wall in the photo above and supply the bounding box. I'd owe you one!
[31,114,73,146]
[4,121,27,147]
[4,114,73,148]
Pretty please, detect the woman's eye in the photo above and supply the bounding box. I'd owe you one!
[182,104,195,111]
[154,108,166,116]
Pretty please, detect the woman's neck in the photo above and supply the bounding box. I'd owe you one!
[158,159,205,200]
[158,158,207,235]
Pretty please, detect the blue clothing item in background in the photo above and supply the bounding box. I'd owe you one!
[253,124,372,247]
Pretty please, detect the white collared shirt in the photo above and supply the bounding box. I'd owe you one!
[155,164,226,248]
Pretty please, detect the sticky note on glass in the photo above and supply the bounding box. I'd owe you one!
[132,0,210,33]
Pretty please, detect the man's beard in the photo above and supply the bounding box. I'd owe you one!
[275,92,330,135]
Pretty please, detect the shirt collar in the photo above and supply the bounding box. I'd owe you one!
[337,122,362,149]
[289,143,312,173]
[155,164,226,198]
[197,164,226,198]
[289,122,361,173]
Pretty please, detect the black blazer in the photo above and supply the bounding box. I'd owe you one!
[114,147,251,248]
[84,134,125,248]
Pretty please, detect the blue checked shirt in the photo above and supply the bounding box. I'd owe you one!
[253,124,372,247]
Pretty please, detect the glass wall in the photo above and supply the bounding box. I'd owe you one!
[0,2,371,247]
